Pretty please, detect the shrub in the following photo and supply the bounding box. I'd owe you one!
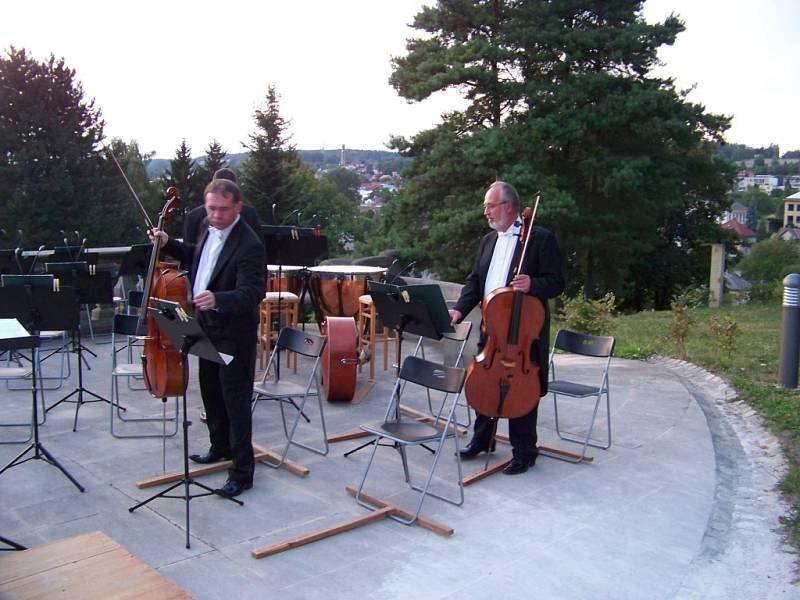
[707,313,740,362]
[672,283,709,308]
[557,292,616,335]
[666,295,696,359]
[748,280,782,304]
[738,238,800,282]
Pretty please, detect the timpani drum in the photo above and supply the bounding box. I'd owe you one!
[308,265,386,319]
[267,264,304,295]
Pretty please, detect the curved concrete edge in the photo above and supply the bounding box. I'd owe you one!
[652,357,798,598]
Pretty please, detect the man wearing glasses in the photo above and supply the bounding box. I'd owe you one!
[448,181,565,474]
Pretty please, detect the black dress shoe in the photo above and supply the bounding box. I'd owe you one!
[459,440,497,459]
[214,479,252,498]
[189,451,229,465]
[503,455,536,475]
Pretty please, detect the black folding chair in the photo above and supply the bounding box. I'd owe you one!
[548,329,616,463]
[355,355,466,525]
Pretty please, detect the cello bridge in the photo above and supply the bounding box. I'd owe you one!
[500,359,516,368]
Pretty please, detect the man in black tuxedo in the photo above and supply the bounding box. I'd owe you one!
[183,168,262,424]
[154,178,265,497]
[448,181,565,475]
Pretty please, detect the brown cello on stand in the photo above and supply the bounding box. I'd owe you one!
[105,147,188,398]
[464,196,546,423]
[139,188,189,398]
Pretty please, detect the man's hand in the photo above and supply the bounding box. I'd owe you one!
[510,273,531,294]
[448,309,463,325]
[193,290,217,312]
[147,228,169,246]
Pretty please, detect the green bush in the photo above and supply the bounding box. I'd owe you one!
[749,280,782,304]
[738,238,800,282]
[707,313,740,362]
[557,292,616,335]
[672,283,709,308]
[665,295,697,359]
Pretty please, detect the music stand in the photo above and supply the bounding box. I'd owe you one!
[0,534,26,551]
[52,246,98,266]
[262,225,329,332]
[369,282,453,374]
[128,299,242,549]
[0,318,84,492]
[343,283,453,458]
[1,274,54,288]
[261,226,328,266]
[46,263,113,344]
[43,269,114,430]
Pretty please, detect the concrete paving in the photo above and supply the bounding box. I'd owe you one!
[0,323,797,599]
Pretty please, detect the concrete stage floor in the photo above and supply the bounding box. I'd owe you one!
[0,326,795,599]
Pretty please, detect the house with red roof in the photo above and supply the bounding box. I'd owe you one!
[721,218,757,246]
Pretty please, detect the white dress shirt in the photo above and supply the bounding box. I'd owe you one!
[193,215,240,297]
[484,218,521,298]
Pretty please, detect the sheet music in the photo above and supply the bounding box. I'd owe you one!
[0,318,30,340]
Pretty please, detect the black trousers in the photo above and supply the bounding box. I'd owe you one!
[471,406,539,460]
[198,337,256,484]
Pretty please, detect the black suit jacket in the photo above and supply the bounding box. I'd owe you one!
[453,224,565,394]
[164,219,265,357]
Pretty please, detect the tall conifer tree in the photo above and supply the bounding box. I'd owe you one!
[159,139,200,237]
[194,140,229,205]
[240,85,300,224]
[383,0,734,307]
[0,47,111,247]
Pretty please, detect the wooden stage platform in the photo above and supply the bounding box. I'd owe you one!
[0,530,192,599]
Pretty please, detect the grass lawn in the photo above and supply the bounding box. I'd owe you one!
[610,303,800,542]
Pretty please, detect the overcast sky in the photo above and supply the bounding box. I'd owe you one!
[2,0,797,158]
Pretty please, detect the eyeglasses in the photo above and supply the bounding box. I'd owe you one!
[483,201,508,212]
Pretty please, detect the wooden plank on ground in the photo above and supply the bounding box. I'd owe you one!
[494,434,594,463]
[344,485,453,536]
[252,443,311,476]
[463,459,512,486]
[538,445,593,463]
[327,429,372,443]
[251,507,394,559]
[136,443,309,489]
[0,531,192,599]
[350,379,376,405]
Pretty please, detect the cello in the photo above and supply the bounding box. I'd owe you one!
[105,146,189,398]
[464,198,546,419]
[139,188,189,398]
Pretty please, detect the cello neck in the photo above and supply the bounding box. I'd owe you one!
[137,188,180,334]
[513,194,540,278]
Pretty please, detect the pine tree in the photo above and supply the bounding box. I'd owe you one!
[159,139,200,237]
[382,0,734,307]
[746,200,759,232]
[0,47,109,247]
[194,140,229,206]
[240,85,300,224]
